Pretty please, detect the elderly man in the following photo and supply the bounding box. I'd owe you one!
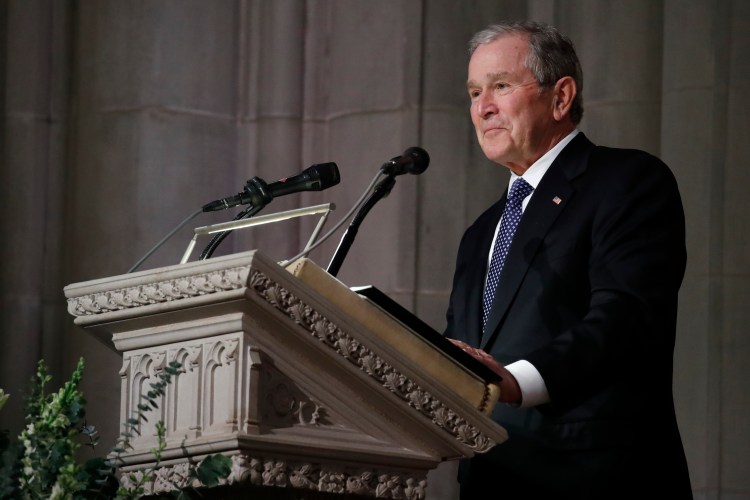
[445,20,692,499]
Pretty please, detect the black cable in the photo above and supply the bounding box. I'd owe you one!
[128,208,204,273]
[326,175,396,276]
[198,204,264,260]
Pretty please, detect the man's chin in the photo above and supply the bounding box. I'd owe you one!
[479,144,512,165]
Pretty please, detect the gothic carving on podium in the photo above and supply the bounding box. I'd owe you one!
[65,250,507,498]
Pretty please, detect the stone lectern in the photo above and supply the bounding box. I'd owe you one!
[64,250,507,498]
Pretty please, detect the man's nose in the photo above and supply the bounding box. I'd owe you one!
[476,92,497,119]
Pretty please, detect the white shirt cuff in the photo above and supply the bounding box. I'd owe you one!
[505,359,550,408]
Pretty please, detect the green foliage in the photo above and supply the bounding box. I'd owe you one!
[193,454,232,488]
[18,358,87,499]
[0,358,232,499]
[112,361,181,500]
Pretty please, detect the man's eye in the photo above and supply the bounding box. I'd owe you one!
[496,82,510,90]
[470,90,481,98]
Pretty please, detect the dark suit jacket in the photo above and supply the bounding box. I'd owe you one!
[445,133,692,499]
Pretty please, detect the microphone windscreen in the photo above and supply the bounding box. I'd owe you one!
[404,146,430,174]
[314,162,341,189]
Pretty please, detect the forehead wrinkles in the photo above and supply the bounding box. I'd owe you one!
[468,71,512,86]
[468,38,530,83]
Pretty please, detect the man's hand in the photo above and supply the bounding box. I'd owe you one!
[448,338,522,405]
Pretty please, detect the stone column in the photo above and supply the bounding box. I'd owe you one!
[662,1,750,498]
[0,0,70,433]
[556,0,665,153]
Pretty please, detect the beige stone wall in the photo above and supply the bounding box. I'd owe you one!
[1,1,748,498]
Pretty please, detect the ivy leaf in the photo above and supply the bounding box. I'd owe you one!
[194,454,232,487]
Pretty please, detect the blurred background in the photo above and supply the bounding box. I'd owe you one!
[1,1,748,498]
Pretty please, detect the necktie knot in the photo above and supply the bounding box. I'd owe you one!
[508,177,534,206]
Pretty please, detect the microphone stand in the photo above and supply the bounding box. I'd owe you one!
[198,176,272,260]
[198,204,264,260]
[326,174,396,277]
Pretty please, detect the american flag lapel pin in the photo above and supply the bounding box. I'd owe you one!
[552,196,562,205]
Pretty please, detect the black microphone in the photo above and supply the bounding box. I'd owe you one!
[380,146,430,176]
[202,162,340,212]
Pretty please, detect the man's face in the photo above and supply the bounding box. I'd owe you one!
[467,35,555,173]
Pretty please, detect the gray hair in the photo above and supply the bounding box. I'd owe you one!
[469,21,584,124]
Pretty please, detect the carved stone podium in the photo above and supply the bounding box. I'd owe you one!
[64,250,507,498]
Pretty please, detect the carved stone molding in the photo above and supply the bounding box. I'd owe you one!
[226,455,428,499]
[262,364,330,428]
[119,453,429,499]
[248,270,496,453]
[67,265,251,316]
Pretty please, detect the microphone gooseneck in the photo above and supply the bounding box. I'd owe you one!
[327,146,430,276]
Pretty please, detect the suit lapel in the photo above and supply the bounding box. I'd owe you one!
[464,196,506,346]
[480,133,594,349]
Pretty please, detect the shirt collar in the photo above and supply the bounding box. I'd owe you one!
[509,129,580,189]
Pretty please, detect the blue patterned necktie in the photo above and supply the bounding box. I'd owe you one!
[482,177,534,329]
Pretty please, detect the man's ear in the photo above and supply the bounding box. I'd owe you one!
[552,76,576,122]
